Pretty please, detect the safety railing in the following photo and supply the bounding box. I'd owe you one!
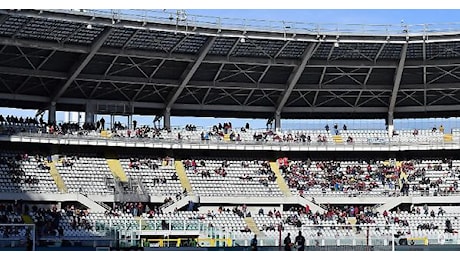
[42,9,460,37]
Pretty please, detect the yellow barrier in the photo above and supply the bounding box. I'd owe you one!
[196,237,233,247]
[143,238,181,247]
[142,237,232,248]
[407,237,429,246]
[444,134,453,142]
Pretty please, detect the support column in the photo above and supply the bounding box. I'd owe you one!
[77,112,81,126]
[387,43,407,138]
[387,112,394,137]
[110,115,114,131]
[164,108,171,131]
[274,111,281,132]
[48,102,56,125]
[127,114,133,129]
[127,102,134,129]
[85,102,95,125]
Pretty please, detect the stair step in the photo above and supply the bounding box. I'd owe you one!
[47,161,67,192]
[175,160,192,193]
[105,152,128,182]
[270,162,291,197]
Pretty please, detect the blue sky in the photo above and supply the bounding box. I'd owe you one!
[2,7,460,130]
[183,9,460,26]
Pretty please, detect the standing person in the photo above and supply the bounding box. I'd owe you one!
[295,230,305,251]
[100,117,105,130]
[250,234,258,251]
[284,232,292,251]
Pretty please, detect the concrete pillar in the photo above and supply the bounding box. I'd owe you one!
[77,112,82,126]
[164,108,171,130]
[387,112,394,137]
[274,111,281,132]
[48,102,56,125]
[127,102,134,129]
[127,114,133,129]
[110,115,114,131]
[85,102,96,125]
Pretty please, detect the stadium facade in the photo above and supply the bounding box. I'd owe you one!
[0,9,460,251]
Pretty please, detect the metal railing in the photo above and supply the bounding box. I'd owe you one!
[5,130,459,151]
[43,9,460,37]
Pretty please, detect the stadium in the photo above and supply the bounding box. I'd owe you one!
[1,8,460,251]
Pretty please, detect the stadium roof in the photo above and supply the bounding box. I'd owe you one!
[1,9,460,120]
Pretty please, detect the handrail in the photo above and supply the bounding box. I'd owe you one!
[5,130,457,149]
[41,9,460,37]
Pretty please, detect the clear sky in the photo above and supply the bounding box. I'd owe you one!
[182,9,460,26]
[2,4,460,130]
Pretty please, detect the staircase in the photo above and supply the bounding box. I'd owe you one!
[375,196,412,213]
[174,160,192,193]
[95,201,112,212]
[76,193,107,212]
[105,152,128,182]
[244,217,263,237]
[332,135,343,144]
[161,194,200,213]
[47,161,67,192]
[269,162,291,197]
[295,196,325,213]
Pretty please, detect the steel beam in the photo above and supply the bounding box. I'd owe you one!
[388,43,408,116]
[165,36,216,110]
[3,92,460,115]
[0,36,402,68]
[51,27,113,102]
[5,66,460,94]
[275,42,318,114]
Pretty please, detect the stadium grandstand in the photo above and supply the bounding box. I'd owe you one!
[2,9,460,251]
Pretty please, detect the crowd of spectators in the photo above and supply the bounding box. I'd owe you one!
[276,157,460,197]
[1,112,454,151]
[0,201,95,240]
[0,153,47,186]
[0,115,40,126]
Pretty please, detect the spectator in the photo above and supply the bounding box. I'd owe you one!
[295,231,305,251]
[284,233,292,251]
[250,234,258,251]
[100,117,105,130]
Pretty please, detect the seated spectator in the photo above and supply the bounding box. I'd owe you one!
[258,208,264,216]
[445,219,456,233]
[347,136,353,143]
